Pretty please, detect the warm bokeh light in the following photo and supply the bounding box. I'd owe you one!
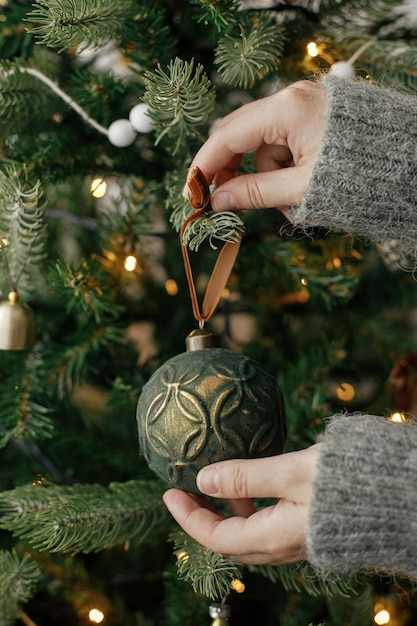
[390,412,406,423]
[374,609,391,625]
[307,41,319,57]
[88,608,105,624]
[337,382,355,402]
[297,288,310,303]
[300,277,308,286]
[165,278,179,296]
[124,255,138,272]
[90,177,107,198]
[231,579,245,593]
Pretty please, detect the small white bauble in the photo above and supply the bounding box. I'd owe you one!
[129,103,155,133]
[329,61,355,79]
[108,119,137,147]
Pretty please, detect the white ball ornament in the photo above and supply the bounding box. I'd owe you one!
[108,119,137,147]
[329,61,355,79]
[129,103,155,133]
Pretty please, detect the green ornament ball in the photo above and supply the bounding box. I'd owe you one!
[136,330,286,493]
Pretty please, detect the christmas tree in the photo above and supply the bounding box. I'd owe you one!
[1,0,417,624]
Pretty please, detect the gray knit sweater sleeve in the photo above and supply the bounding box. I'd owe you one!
[291,76,417,251]
[295,79,417,577]
[307,414,417,579]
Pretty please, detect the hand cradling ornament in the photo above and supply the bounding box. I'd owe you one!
[137,329,286,493]
[136,167,286,492]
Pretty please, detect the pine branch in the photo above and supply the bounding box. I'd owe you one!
[97,178,155,245]
[215,13,286,89]
[44,324,127,391]
[143,58,216,155]
[164,171,245,249]
[27,0,135,53]
[50,257,124,325]
[0,550,41,626]
[121,1,177,69]
[183,212,244,251]
[0,480,169,554]
[247,562,368,599]
[170,529,242,600]
[0,353,54,449]
[339,37,417,93]
[0,61,52,129]
[271,236,362,310]
[164,171,194,230]
[308,0,405,32]
[0,165,47,294]
[190,0,240,33]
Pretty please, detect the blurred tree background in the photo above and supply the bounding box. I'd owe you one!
[1,1,417,625]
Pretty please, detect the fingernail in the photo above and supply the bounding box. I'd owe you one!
[212,191,236,212]
[197,466,219,495]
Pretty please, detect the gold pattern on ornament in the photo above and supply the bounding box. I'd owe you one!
[143,357,278,466]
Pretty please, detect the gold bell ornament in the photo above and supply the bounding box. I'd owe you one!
[0,290,36,350]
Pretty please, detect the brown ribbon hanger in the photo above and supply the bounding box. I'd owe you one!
[181,166,242,326]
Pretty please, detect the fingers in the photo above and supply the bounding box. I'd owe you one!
[196,446,319,502]
[228,498,256,518]
[162,447,320,564]
[188,95,289,184]
[163,489,308,564]
[184,80,326,213]
[209,165,312,212]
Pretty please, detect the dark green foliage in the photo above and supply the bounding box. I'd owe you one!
[0,0,416,624]
[28,0,135,52]
[215,13,286,88]
[0,480,169,554]
[143,58,216,155]
[170,530,242,600]
[0,551,41,626]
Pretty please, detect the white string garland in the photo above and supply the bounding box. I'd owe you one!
[2,66,154,146]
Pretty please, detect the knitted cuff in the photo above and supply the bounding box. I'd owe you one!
[306,413,417,579]
[291,77,417,251]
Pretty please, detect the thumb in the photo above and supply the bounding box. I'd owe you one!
[196,447,319,501]
[210,166,311,213]
[196,455,289,500]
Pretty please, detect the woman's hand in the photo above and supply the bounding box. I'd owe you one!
[163,444,321,565]
[184,81,326,217]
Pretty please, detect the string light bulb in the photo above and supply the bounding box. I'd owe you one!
[88,608,105,624]
[124,255,138,272]
[230,579,245,593]
[165,279,179,296]
[90,178,107,198]
[306,41,320,57]
[374,609,391,625]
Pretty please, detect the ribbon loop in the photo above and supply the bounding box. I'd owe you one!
[181,167,241,324]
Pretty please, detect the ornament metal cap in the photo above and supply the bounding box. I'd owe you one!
[0,291,36,350]
[185,328,221,351]
[209,603,231,619]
